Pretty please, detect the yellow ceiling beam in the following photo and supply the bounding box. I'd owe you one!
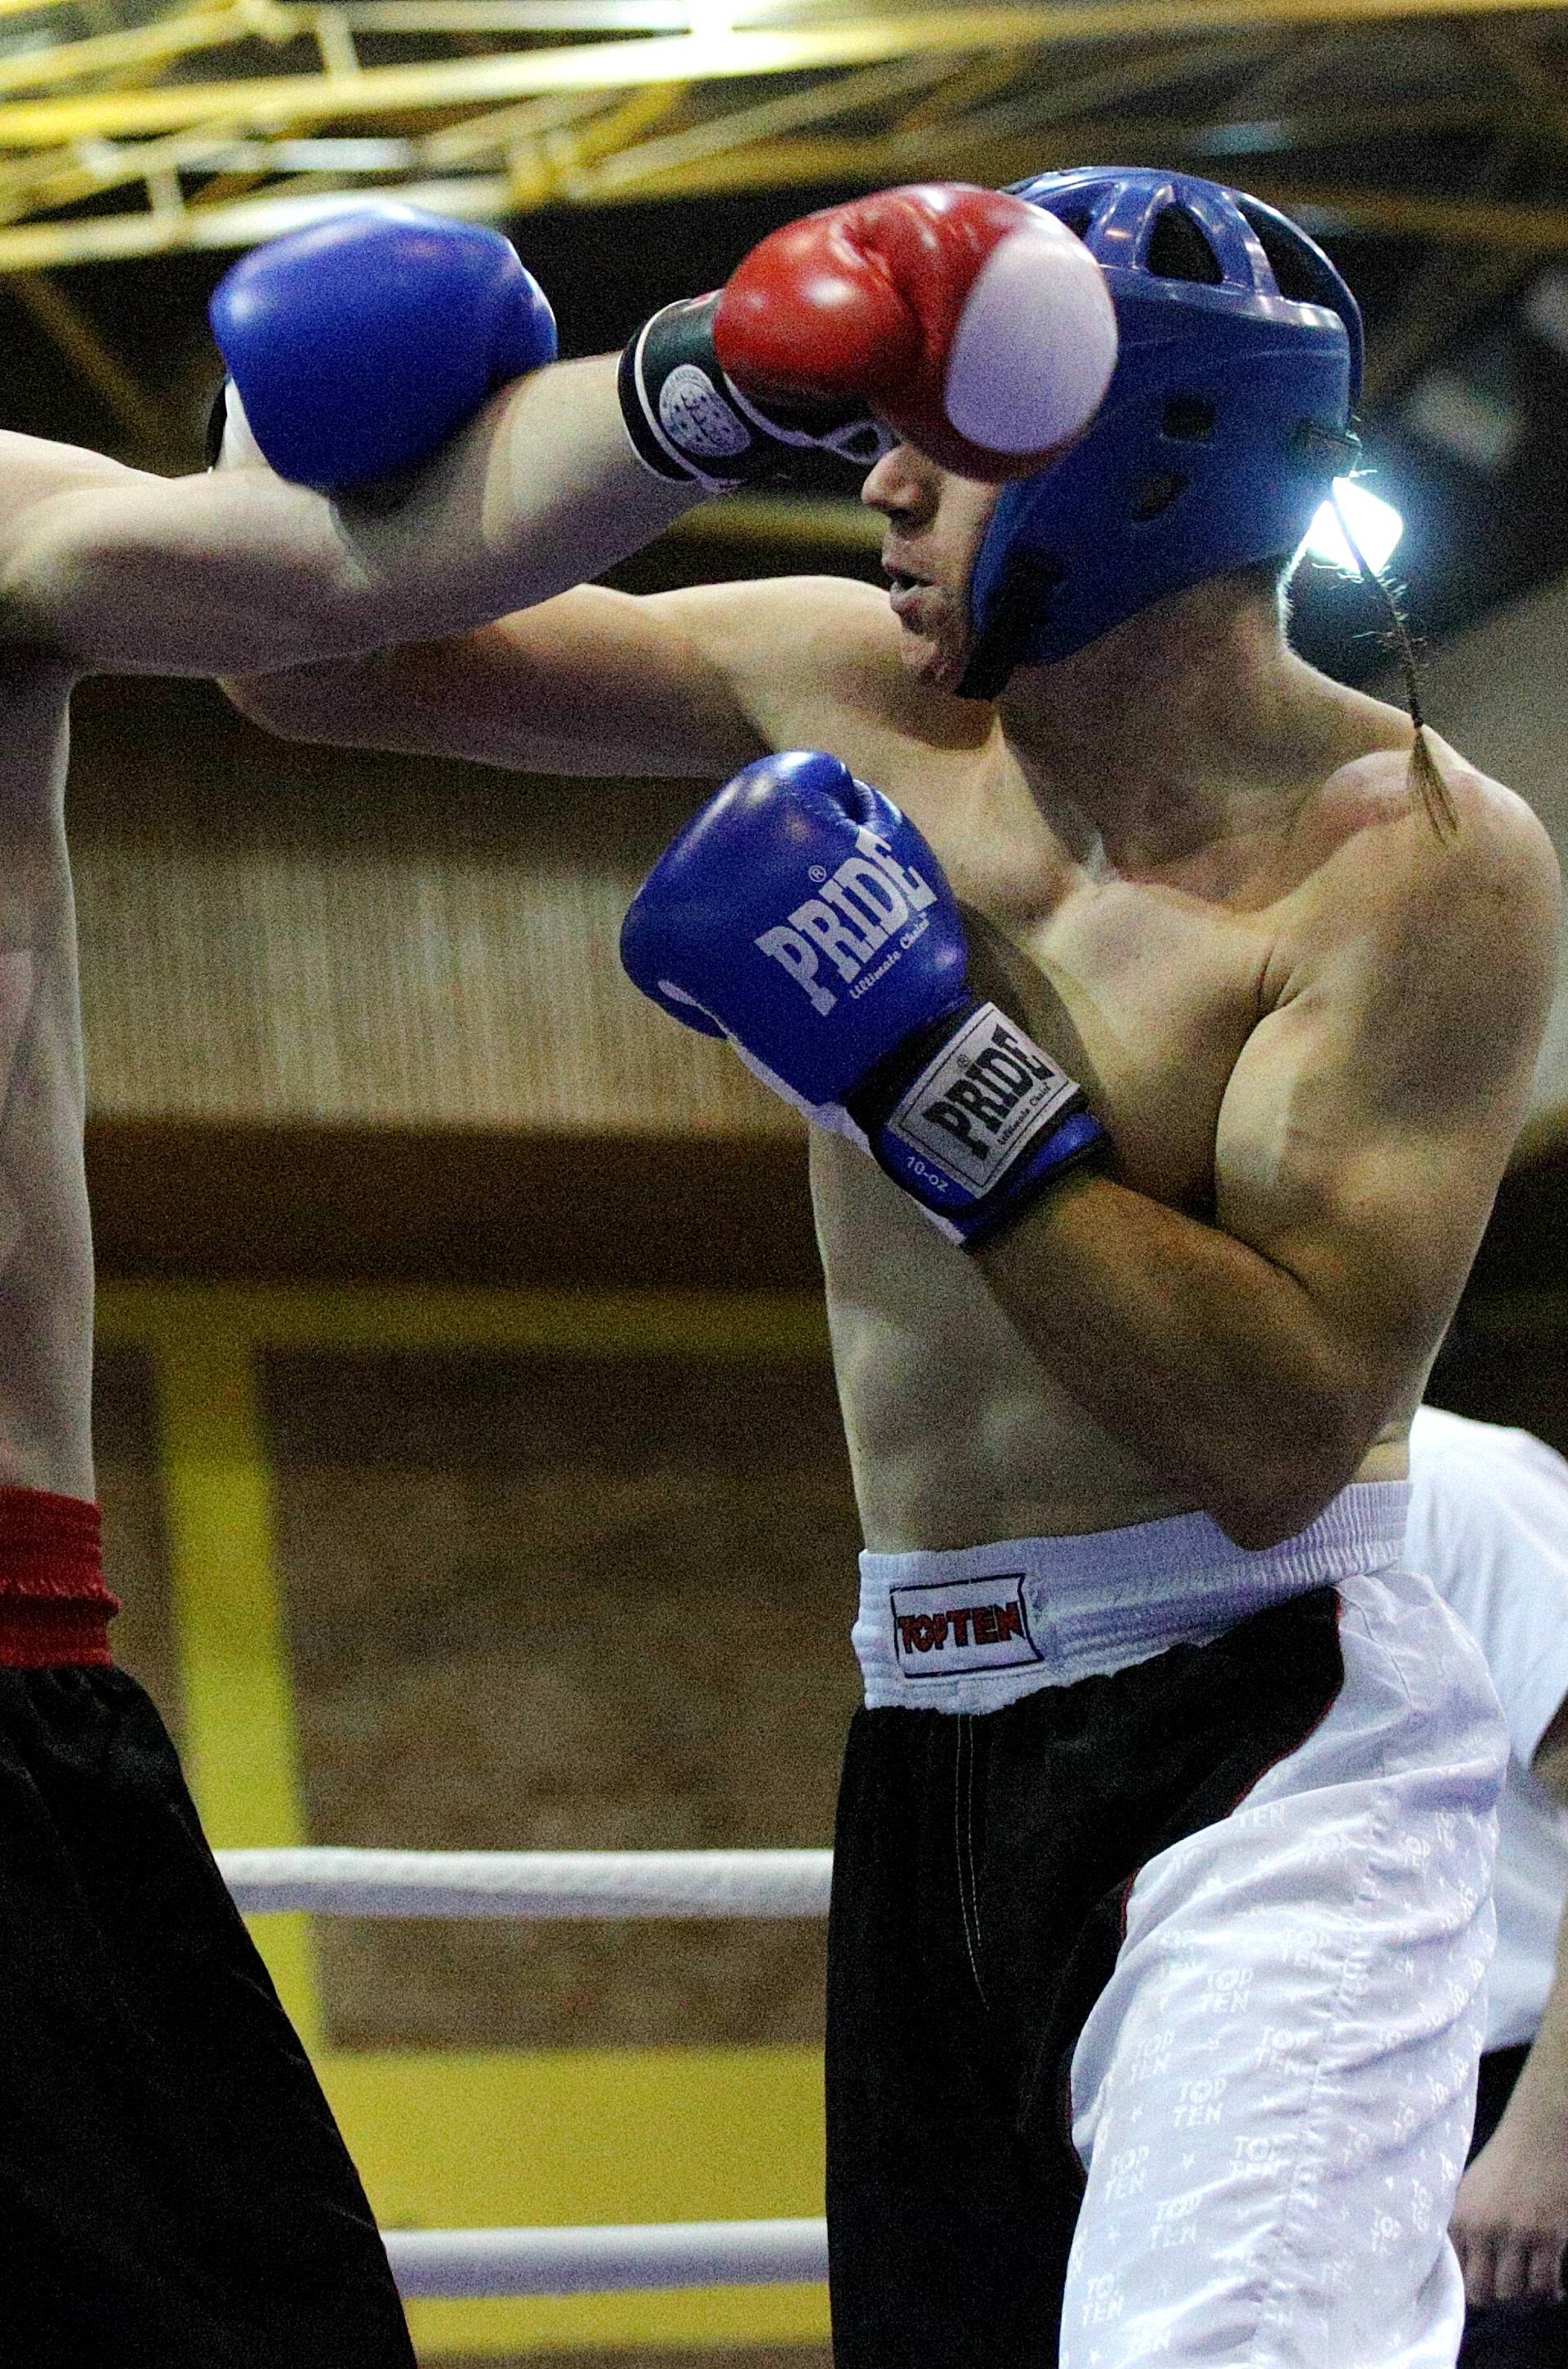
[669,497,881,555]
[562,103,1508,203]
[1,0,1565,149]
[0,90,1540,269]
[582,51,960,198]
[5,270,172,448]
[417,87,635,170]
[1245,184,1568,247]
[0,142,1554,274]
[0,176,510,269]
[0,0,295,101]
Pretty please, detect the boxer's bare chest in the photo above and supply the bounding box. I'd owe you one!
[800,704,1342,1550]
[850,717,1303,1212]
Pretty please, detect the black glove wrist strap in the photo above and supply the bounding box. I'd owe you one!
[618,294,893,491]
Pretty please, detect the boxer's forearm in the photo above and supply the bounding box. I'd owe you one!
[974,1171,1390,1549]
[1498,1889,1568,2143]
[1451,1890,1568,2305]
[7,358,698,677]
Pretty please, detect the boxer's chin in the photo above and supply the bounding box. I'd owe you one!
[892,585,972,695]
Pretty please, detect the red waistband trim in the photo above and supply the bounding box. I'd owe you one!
[0,1489,118,1667]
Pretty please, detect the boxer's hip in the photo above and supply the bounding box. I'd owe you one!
[828,1487,1507,2367]
[855,1479,1423,1708]
[0,1487,118,1669]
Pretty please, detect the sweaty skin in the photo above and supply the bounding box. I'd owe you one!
[229,390,1561,1555]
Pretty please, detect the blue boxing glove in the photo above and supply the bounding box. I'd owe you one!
[209,203,557,490]
[621,752,1106,1247]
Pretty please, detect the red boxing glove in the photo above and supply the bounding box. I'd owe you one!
[711,184,1118,481]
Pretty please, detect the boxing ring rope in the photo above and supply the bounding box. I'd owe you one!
[218,1845,833,1921]
[384,2220,831,2300]
[215,1848,833,2304]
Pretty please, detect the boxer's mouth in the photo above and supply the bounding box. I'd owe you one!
[884,560,935,621]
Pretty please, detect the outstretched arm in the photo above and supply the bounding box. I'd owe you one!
[6,180,1106,694]
[0,359,696,680]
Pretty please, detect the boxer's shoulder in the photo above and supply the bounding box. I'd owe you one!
[1281,733,1558,949]
[1260,737,1559,1121]
[652,569,976,770]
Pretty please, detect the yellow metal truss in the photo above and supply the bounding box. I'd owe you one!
[1,0,1567,272]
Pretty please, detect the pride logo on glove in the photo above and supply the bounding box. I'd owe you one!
[619,750,1107,1249]
[887,1010,1084,1197]
[754,826,938,1016]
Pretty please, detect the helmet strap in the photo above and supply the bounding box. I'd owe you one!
[957,555,1063,702]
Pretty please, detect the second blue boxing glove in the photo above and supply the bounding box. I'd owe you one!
[210,203,558,490]
[620,751,1106,1247]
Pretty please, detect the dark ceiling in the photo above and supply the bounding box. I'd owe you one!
[6,2,1568,685]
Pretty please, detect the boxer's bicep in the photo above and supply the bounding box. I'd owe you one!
[1214,997,1499,1416]
[3,359,697,675]
[1214,785,1558,1415]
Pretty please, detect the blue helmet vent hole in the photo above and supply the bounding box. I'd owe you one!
[1236,200,1332,305]
[1131,471,1188,522]
[1145,209,1224,285]
[1163,397,1216,441]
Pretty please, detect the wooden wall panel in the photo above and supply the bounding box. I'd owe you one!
[84,1123,820,1290]
[69,677,788,1139]
[260,1344,863,2053]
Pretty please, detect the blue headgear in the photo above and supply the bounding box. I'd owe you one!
[961,167,1364,697]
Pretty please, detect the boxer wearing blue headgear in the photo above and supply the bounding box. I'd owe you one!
[226,172,1560,2369]
[960,166,1362,694]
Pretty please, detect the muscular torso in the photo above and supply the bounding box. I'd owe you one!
[736,588,1416,1550]
[0,654,94,1498]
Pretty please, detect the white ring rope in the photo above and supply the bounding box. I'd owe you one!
[384,2218,830,2299]
[217,1846,835,2300]
[216,1845,833,1920]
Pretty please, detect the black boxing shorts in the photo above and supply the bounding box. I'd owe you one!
[0,1488,415,2369]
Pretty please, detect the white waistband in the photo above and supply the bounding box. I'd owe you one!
[853,1482,1412,1712]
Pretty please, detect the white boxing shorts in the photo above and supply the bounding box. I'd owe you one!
[825,1483,1506,2369]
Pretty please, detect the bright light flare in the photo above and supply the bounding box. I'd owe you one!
[1303,479,1405,576]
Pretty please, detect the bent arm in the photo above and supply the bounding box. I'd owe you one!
[976,780,1560,1548]
[0,356,697,678]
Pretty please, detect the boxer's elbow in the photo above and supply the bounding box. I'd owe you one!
[1207,1399,1371,1551]
[220,663,367,747]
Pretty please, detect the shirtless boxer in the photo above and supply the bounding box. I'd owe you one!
[0,217,736,2367]
[0,186,1116,2361]
[225,171,1559,2365]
